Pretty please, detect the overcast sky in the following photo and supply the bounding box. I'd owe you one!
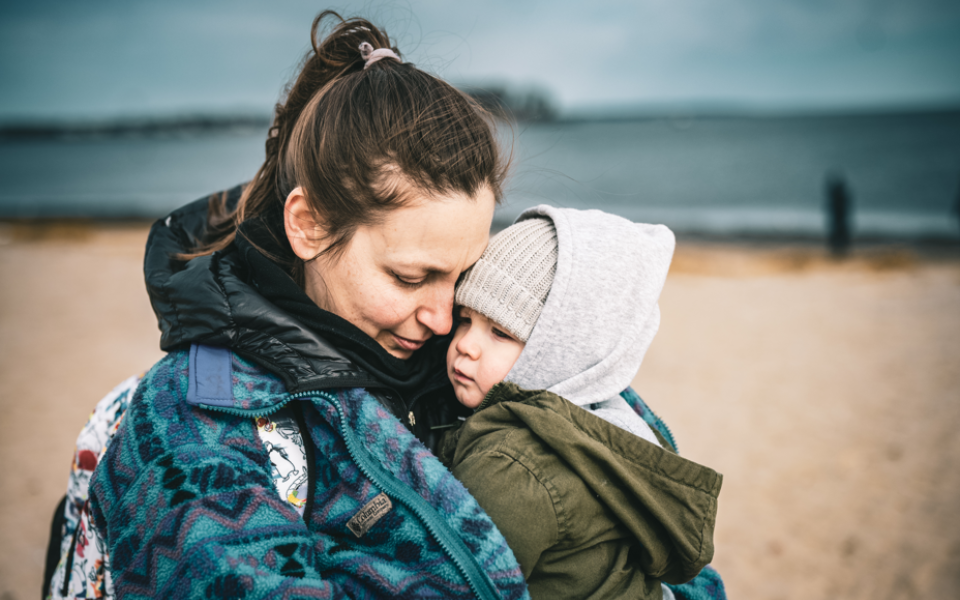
[2,0,958,120]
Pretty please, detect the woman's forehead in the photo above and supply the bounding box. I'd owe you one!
[365,190,495,272]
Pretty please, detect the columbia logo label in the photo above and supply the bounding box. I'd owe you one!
[347,493,392,537]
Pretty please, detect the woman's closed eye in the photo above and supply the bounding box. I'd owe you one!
[392,272,426,288]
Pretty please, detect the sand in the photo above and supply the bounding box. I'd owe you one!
[1,222,958,600]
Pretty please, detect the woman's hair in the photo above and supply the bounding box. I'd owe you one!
[190,10,507,284]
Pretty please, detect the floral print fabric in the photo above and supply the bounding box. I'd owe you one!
[255,407,309,516]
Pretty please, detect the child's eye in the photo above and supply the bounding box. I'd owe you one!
[492,327,514,341]
[458,316,471,325]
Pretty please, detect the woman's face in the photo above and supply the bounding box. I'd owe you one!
[293,186,495,359]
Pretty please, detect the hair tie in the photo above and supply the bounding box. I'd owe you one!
[359,41,400,69]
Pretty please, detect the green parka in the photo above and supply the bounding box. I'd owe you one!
[440,382,722,600]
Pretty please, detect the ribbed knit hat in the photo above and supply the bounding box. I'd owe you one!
[454,217,558,342]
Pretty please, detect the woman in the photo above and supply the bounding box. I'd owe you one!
[51,11,525,600]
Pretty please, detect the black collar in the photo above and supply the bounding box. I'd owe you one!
[235,215,452,404]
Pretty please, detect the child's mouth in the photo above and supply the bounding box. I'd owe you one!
[452,367,474,383]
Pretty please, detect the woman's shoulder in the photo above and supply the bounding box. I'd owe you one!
[87,349,281,533]
[127,346,290,417]
[119,350,189,422]
[104,348,289,484]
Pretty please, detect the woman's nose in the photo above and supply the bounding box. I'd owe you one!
[417,283,454,335]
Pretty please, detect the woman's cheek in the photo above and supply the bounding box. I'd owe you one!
[365,279,413,326]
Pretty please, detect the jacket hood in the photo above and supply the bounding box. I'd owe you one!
[143,187,451,407]
[504,205,675,407]
[143,188,364,394]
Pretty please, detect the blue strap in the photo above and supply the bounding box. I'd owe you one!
[186,344,233,407]
[620,387,678,452]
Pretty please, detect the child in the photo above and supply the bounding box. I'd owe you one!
[440,205,723,600]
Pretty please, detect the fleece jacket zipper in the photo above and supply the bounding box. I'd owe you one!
[200,390,502,599]
[291,389,503,600]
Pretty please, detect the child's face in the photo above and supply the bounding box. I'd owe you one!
[447,306,525,408]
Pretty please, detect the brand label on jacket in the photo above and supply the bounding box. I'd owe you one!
[347,493,392,537]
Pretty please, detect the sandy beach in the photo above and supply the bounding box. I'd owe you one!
[1,222,958,600]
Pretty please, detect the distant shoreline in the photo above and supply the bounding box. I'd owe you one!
[2,218,957,251]
[2,104,958,141]
[0,115,272,141]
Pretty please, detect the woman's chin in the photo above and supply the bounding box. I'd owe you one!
[385,346,414,360]
[375,334,415,360]
[377,331,430,359]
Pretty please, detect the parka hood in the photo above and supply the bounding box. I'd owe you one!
[504,205,675,407]
[143,187,368,394]
[142,187,457,431]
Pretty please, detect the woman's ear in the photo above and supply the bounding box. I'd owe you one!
[284,187,327,260]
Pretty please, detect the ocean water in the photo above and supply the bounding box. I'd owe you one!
[2,111,959,240]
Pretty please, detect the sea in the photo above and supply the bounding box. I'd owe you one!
[2,110,959,241]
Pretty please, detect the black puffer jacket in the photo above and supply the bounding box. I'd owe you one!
[143,185,468,449]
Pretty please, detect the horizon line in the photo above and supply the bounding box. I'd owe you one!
[2,102,959,140]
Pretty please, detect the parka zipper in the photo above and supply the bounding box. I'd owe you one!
[620,390,679,452]
[645,405,677,452]
[656,415,677,452]
[290,389,503,600]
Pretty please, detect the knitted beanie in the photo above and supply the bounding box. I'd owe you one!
[454,217,558,342]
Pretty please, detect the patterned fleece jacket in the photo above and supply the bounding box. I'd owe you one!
[82,350,726,600]
[58,367,726,600]
[87,347,529,599]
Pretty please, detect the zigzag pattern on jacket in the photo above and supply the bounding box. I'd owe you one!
[88,350,529,600]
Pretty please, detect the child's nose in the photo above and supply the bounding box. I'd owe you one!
[456,329,481,359]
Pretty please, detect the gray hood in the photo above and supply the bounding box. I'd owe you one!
[504,205,675,408]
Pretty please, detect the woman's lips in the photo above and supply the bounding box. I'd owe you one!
[393,334,427,352]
